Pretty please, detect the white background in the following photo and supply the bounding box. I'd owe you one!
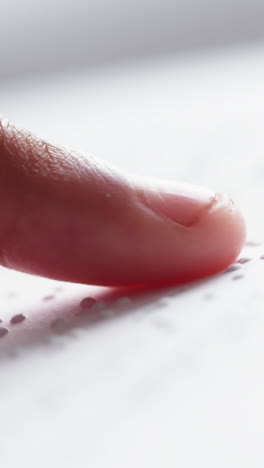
[1,0,264,79]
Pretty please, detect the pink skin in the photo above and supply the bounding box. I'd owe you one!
[0,117,246,287]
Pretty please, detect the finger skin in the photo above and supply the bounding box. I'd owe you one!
[0,117,246,286]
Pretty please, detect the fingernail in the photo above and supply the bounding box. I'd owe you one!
[138,181,222,227]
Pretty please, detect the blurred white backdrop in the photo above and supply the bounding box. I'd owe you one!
[1,0,264,79]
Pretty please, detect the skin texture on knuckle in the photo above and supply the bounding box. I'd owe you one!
[0,116,132,197]
[0,116,84,183]
[0,116,137,274]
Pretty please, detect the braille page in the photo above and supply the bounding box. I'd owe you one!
[0,43,263,468]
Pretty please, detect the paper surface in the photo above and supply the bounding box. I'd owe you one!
[0,44,264,467]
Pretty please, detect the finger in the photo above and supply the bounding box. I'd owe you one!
[0,116,246,287]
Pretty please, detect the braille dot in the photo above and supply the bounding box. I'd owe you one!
[50,318,68,333]
[260,255,264,260]
[246,241,262,247]
[43,295,55,301]
[237,257,251,264]
[115,297,132,307]
[80,297,96,310]
[225,264,241,273]
[204,293,214,300]
[0,327,8,338]
[155,299,168,308]
[101,309,114,318]
[10,314,26,325]
[7,291,17,299]
[92,300,107,311]
[232,274,244,280]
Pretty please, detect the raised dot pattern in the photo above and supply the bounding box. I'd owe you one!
[0,249,262,340]
[0,327,8,338]
[10,314,26,325]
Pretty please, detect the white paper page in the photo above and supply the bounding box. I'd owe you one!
[0,43,263,467]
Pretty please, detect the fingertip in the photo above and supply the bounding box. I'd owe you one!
[125,184,247,286]
[196,194,246,274]
[121,189,247,287]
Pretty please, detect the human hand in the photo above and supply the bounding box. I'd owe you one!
[0,116,245,287]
